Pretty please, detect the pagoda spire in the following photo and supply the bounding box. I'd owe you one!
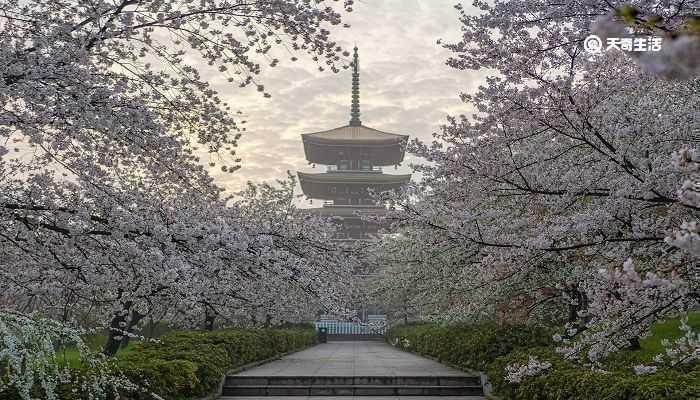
[349,46,362,126]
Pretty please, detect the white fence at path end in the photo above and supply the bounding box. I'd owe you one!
[315,318,387,336]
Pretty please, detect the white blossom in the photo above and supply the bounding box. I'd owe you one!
[505,356,553,383]
[633,364,658,375]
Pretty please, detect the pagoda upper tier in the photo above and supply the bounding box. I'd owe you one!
[302,124,408,166]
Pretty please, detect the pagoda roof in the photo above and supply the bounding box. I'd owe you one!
[298,171,411,185]
[302,124,408,145]
[301,125,409,166]
[300,47,411,166]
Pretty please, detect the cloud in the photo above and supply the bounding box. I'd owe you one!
[207,0,484,203]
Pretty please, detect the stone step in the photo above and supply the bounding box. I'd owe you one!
[225,375,481,387]
[220,397,486,400]
[222,384,484,397]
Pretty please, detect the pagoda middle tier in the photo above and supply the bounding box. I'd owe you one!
[298,170,411,205]
[297,123,411,239]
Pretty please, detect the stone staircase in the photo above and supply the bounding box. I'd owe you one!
[221,375,484,397]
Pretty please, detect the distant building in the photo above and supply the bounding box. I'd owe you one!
[298,47,411,240]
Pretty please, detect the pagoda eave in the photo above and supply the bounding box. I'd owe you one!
[301,135,407,146]
[297,171,410,200]
[302,141,406,166]
[301,124,408,166]
[297,171,411,185]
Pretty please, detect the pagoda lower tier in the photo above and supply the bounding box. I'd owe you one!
[306,205,388,240]
[297,171,411,203]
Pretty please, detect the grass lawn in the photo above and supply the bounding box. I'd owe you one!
[605,310,700,367]
[639,311,700,356]
[55,322,173,367]
[55,332,136,367]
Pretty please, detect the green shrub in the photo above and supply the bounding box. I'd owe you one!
[275,321,316,330]
[385,322,553,371]
[387,322,700,400]
[116,327,316,399]
[1,327,316,400]
[488,347,700,400]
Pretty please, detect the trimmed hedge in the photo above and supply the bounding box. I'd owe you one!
[0,327,316,400]
[385,322,553,371]
[116,327,317,399]
[386,323,700,400]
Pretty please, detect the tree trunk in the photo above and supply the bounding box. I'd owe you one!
[565,285,590,338]
[121,309,145,349]
[628,337,641,350]
[147,317,156,338]
[204,305,216,331]
[567,288,579,324]
[103,303,131,356]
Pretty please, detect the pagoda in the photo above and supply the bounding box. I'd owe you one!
[298,47,411,240]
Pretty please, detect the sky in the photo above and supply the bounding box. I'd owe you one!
[206,0,484,204]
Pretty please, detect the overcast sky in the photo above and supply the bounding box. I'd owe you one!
[207,0,484,203]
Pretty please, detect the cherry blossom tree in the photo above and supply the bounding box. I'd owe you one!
[441,1,699,81]
[1,0,352,175]
[1,1,355,398]
[166,176,354,332]
[1,136,354,357]
[374,0,699,374]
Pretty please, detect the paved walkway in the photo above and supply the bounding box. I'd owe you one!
[222,397,482,400]
[223,341,484,400]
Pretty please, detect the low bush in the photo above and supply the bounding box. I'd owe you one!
[0,326,316,400]
[385,322,553,371]
[116,327,317,399]
[387,322,700,400]
[488,347,700,400]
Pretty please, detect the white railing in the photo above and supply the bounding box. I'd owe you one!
[326,166,383,173]
[315,319,387,336]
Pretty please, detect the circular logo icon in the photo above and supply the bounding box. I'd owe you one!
[583,34,603,54]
